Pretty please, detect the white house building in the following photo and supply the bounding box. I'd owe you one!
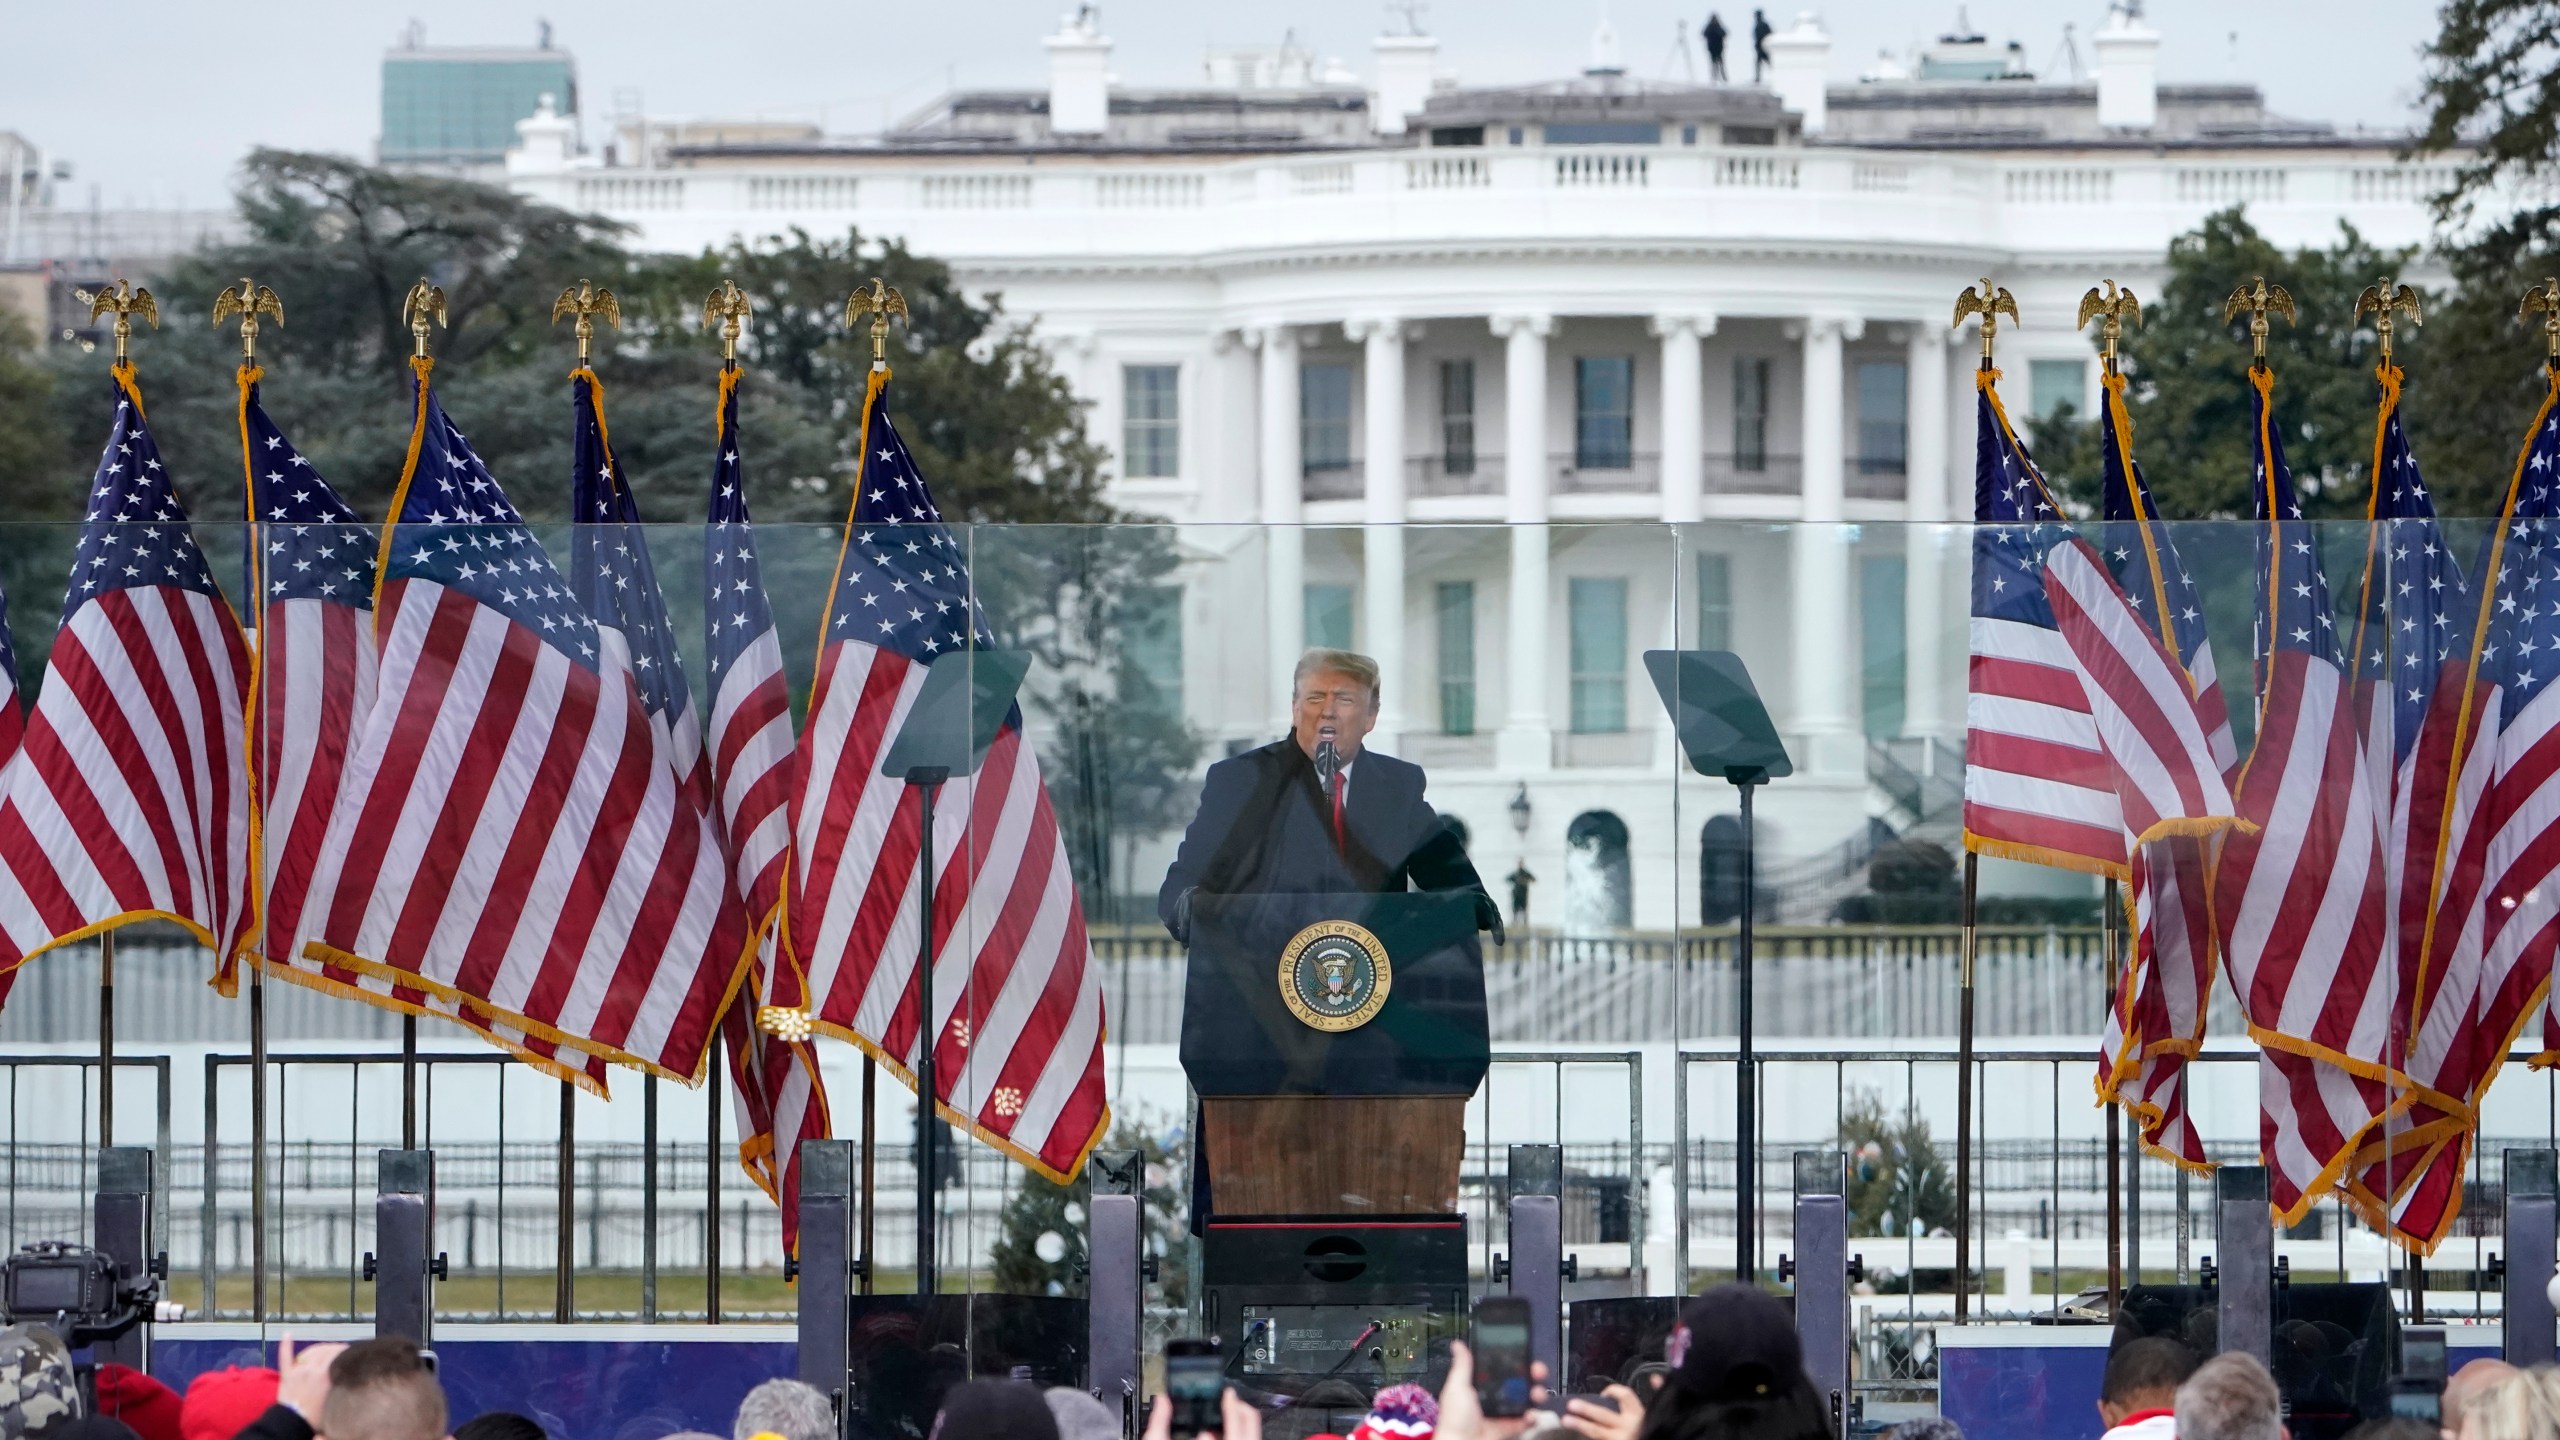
[500,7,2455,932]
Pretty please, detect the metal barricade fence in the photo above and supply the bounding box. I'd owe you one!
[0,1056,174,1287]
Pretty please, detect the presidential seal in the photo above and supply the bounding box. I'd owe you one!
[1277,919,1392,1032]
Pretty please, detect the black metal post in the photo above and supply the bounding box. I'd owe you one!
[2216,1166,2273,1364]
[373,1149,434,1343]
[92,1148,151,1373]
[555,1079,574,1322]
[401,1016,418,1150]
[1736,778,1759,1284]
[250,962,268,1321]
[2102,878,2123,1309]
[707,1044,723,1322]
[859,1059,877,1295]
[798,1140,857,1420]
[98,931,115,1148]
[913,772,949,1297]
[2505,1149,2557,1363]
[643,1076,659,1322]
[1955,852,1977,1321]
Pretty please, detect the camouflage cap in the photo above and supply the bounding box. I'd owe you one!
[0,1323,82,1437]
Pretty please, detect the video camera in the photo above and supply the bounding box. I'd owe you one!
[0,1240,176,1348]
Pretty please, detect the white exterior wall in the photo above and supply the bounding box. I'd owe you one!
[507,140,2460,930]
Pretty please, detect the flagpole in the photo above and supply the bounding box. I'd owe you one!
[2103,878,2123,1309]
[221,281,283,1323]
[250,964,267,1320]
[1946,281,2013,1325]
[402,1017,418,1149]
[859,1059,876,1296]
[1955,851,1977,1323]
[97,931,113,1149]
[78,280,157,1160]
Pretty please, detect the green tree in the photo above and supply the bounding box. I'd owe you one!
[53,151,1118,536]
[2416,0,2560,278]
[2024,209,2424,518]
[989,1115,1192,1303]
[0,311,75,691]
[1839,1088,1956,1241]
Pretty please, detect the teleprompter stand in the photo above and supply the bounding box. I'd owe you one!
[1645,649,1791,1285]
[877,647,1032,1298]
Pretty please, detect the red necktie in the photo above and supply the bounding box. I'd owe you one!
[1329,770,1345,853]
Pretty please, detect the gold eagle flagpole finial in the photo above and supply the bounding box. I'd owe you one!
[844,278,908,371]
[2075,280,2141,375]
[74,279,159,364]
[2352,277,2421,369]
[2522,278,2560,366]
[2223,276,2296,370]
[552,279,621,364]
[702,280,752,367]
[212,278,285,363]
[1952,277,2019,371]
[401,278,447,360]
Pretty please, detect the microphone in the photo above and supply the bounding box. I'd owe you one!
[1314,735,1341,787]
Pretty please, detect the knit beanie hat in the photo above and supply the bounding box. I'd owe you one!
[1347,1383,1436,1440]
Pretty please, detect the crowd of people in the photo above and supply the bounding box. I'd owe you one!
[3,1295,2560,1440]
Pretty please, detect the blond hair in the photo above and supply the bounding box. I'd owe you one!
[1293,648,1381,709]
[2468,1364,2560,1440]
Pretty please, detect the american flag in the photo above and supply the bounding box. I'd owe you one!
[2396,378,2560,1245]
[2090,375,2238,1170]
[697,366,828,1245]
[236,368,378,995]
[1962,370,2124,875]
[288,360,740,1085]
[0,367,250,973]
[0,577,23,1014]
[2212,366,2403,1223]
[238,370,604,1086]
[2490,390,2560,1069]
[2339,368,2497,1249]
[790,369,1109,1183]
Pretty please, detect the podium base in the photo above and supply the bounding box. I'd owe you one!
[1202,1214,1467,1402]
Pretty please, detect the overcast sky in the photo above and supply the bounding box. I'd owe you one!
[11,0,2442,207]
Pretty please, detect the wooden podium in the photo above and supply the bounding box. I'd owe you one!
[1201,1095,1468,1215]
[1178,890,1490,1219]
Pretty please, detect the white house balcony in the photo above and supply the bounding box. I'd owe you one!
[513,144,2461,265]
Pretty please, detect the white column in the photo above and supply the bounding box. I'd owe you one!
[1792,316,1860,771]
[1493,314,1554,773]
[1905,327,1950,523]
[1349,318,1411,751]
[1203,331,1258,523]
[1798,315,1857,524]
[1256,325,1302,524]
[1903,330,1955,742]
[1256,326,1304,728]
[1652,312,1713,524]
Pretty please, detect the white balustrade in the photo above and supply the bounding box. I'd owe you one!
[512,145,2459,262]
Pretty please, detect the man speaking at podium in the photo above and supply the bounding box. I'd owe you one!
[1156,648,1501,1238]
[1158,648,1501,941]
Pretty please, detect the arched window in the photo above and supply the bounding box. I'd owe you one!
[1563,810,1632,933]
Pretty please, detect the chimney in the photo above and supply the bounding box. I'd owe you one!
[1046,8,1112,138]
[2093,3,2160,131]
[506,92,577,176]
[1763,12,1832,136]
[1371,32,1437,135]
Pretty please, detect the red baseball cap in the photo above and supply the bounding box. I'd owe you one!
[177,1368,279,1440]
